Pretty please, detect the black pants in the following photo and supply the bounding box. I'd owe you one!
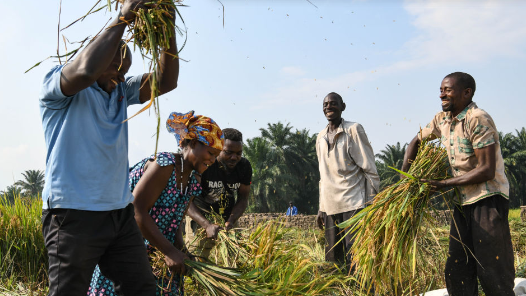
[445,195,515,296]
[42,203,156,296]
[322,209,361,270]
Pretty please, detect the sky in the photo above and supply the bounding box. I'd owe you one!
[1,0,525,190]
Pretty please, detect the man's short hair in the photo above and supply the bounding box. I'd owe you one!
[223,128,243,142]
[444,72,476,97]
[325,92,344,104]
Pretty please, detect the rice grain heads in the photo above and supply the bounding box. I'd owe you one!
[338,140,451,295]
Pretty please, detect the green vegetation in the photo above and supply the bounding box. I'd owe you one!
[1,195,526,295]
[0,195,47,293]
[0,170,44,203]
[243,124,526,214]
[243,122,319,214]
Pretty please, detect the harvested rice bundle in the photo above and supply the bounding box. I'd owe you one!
[248,221,352,296]
[338,140,451,295]
[191,211,254,268]
[109,0,185,155]
[185,259,263,296]
[150,249,263,296]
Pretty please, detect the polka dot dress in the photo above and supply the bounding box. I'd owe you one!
[88,152,201,296]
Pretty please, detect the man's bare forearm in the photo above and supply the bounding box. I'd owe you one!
[186,202,211,228]
[402,136,420,172]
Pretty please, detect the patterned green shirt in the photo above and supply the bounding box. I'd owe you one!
[419,102,509,205]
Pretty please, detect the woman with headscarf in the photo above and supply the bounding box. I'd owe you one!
[88,111,224,296]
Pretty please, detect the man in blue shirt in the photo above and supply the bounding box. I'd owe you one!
[286,201,298,216]
[39,1,179,295]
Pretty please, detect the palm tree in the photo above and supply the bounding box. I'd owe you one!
[244,123,321,214]
[286,129,319,214]
[15,170,45,197]
[511,128,526,205]
[1,185,22,203]
[500,132,520,206]
[243,137,275,213]
[259,122,293,150]
[375,142,407,189]
[500,129,526,206]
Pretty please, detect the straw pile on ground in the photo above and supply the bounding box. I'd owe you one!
[338,140,451,295]
[172,218,352,296]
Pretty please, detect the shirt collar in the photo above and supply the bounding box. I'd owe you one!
[454,101,477,121]
[324,118,345,135]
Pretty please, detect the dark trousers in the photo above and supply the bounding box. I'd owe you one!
[445,195,515,296]
[42,203,156,296]
[323,209,361,270]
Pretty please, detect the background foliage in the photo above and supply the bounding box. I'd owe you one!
[2,126,525,214]
[243,124,526,214]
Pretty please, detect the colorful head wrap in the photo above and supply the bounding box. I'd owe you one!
[166,111,224,150]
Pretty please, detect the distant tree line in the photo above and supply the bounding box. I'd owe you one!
[1,170,45,202]
[243,124,526,214]
[2,127,525,212]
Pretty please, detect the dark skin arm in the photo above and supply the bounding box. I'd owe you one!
[132,160,188,275]
[225,184,250,231]
[186,202,222,239]
[422,144,496,189]
[402,135,496,189]
[316,211,324,230]
[137,6,179,103]
[401,135,421,173]
[60,0,149,96]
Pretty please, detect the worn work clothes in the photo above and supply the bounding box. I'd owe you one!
[42,204,156,296]
[39,65,142,211]
[322,209,361,268]
[316,120,380,215]
[286,206,298,216]
[420,102,509,205]
[445,195,515,296]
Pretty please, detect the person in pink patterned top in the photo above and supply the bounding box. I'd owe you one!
[89,111,223,296]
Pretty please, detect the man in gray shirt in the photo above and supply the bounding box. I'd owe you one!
[316,92,380,270]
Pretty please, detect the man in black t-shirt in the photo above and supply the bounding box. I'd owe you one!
[185,128,252,258]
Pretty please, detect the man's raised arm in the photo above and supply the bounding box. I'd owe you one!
[61,0,148,96]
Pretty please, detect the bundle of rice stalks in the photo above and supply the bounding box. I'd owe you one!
[248,221,352,296]
[193,211,254,268]
[149,249,263,296]
[185,259,263,296]
[338,140,451,295]
[109,0,185,155]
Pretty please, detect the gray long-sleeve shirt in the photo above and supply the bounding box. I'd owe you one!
[316,119,380,215]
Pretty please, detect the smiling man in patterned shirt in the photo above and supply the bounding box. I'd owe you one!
[402,72,514,296]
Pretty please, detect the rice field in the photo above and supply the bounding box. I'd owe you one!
[1,194,526,296]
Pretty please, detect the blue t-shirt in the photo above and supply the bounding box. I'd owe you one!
[39,65,142,211]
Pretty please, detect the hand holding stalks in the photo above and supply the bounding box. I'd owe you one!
[205,223,222,240]
[120,0,151,22]
[316,211,325,229]
[224,221,234,232]
[421,178,448,190]
[165,248,189,275]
